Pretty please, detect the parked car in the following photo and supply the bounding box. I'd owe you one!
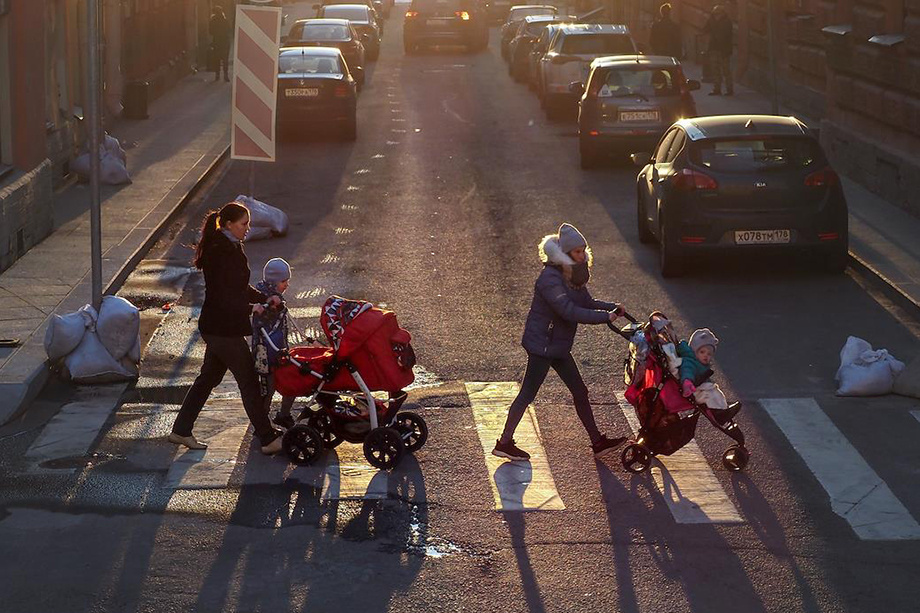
[403,0,489,53]
[575,55,699,168]
[633,115,849,276]
[318,0,386,29]
[508,15,565,81]
[528,22,567,93]
[538,23,637,120]
[486,0,514,23]
[316,4,381,59]
[500,5,558,60]
[277,47,360,141]
[283,19,367,87]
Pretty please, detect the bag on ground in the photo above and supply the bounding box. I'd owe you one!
[96,295,140,360]
[44,305,96,360]
[835,336,905,396]
[235,194,288,240]
[63,329,136,383]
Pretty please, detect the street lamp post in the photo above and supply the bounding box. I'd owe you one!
[87,0,103,310]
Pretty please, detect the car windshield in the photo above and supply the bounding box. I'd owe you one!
[562,33,633,55]
[599,68,679,97]
[299,24,351,41]
[509,7,556,21]
[323,6,368,21]
[411,0,462,10]
[279,54,343,75]
[690,138,822,172]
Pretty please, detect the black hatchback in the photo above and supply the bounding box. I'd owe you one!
[634,115,849,276]
[277,47,360,140]
[403,0,489,53]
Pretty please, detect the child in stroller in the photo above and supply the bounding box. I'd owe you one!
[615,311,749,473]
[270,296,427,470]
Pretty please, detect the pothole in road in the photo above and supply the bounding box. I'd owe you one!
[39,452,127,470]
[396,504,490,560]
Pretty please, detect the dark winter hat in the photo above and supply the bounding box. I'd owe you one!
[558,223,588,253]
[262,258,292,284]
[689,328,719,352]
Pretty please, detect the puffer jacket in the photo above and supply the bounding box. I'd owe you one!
[676,340,713,384]
[520,235,617,359]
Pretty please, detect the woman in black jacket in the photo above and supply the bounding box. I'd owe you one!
[168,201,283,455]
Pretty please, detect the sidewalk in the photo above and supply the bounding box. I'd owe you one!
[683,62,920,313]
[0,71,231,425]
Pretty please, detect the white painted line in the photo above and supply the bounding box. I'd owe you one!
[616,395,743,524]
[25,384,128,471]
[163,423,249,489]
[320,443,389,500]
[466,382,564,511]
[912,410,920,425]
[761,398,920,540]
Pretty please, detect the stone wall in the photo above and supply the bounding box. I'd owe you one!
[0,159,53,273]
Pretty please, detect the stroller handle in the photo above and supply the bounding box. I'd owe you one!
[607,310,639,340]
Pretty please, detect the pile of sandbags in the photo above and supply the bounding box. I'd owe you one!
[72,134,132,185]
[835,336,906,396]
[44,296,141,383]
[235,194,288,241]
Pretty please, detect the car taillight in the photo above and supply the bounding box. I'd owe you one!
[405,10,419,18]
[455,10,470,19]
[334,84,349,97]
[805,167,839,187]
[672,168,718,191]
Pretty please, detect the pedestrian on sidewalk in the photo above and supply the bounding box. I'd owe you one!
[492,223,628,462]
[649,3,682,60]
[704,5,733,96]
[209,6,232,82]
[168,201,283,455]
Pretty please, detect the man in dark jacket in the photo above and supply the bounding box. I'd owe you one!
[704,5,733,95]
[209,6,232,82]
[649,3,682,60]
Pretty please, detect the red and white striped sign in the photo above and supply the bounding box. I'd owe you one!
[231,5,282,162]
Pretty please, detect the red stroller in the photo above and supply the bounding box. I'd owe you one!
[613,311,749,473]
[272,296,427,470]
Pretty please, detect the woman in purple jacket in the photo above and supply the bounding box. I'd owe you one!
[492,224,628,462]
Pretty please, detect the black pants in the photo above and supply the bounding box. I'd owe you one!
[499,352,601,444]
[172,333,278,445]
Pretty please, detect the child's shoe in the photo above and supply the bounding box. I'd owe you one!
[272,413,295,429]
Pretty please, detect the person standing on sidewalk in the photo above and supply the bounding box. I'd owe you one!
[704,5,733,96]
[492,224,628,462]
[209,6,232,82]
[168,201,283,455]
[650,3,682,60]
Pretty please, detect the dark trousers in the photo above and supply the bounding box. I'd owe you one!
[499,352,601,444]
[711,53,733,92]
[172,334,277,445]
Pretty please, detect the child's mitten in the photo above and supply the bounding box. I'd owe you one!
[681,380,696,398]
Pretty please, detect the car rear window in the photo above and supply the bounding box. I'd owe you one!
[690,138,823,172]
[280,54,343,75]
[562,33,633,55]
[509,7,556,21]
[596,67,679,97]
[299,24,351,41]
[322,6,368,20]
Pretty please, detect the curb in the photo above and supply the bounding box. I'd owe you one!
[0,141,230,428]
[848,251,920,318]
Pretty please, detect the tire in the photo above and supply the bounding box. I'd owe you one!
[282,424,324,466]
[363,426,405,470]
[579,139,600,169]
[307,412,343,449]
[637,191,654,244]
[394,411,428,453]
[341,115,357,141]
[820,240,849,274]
[659,214,685,277]
[721,445,750,472]
[621,443,652,473]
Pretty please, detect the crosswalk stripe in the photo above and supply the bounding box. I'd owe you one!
[466,382,564,511]
[163,423,250,489]
[25,384,128,471]
[761,398,920,540]
[616,394,744,524]
[912,410,920,425]
[320,444,390,500]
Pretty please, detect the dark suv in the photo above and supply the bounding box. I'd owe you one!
[403,0,489,53]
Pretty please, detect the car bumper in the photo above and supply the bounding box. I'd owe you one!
[669,210,848,252]
[579,129,661,153]
[278,103,355,124]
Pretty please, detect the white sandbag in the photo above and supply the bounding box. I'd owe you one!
[235,194,288,238]
[835,336,905,396]
[96,295,140,360]
[99,152,131,185]
[103,134,127,164]
[893,355,920,399]
[44,305,96,360]
[71,135,131,185]
[126,335,141,364]
[244,226,274,242]
[63,329,136,383]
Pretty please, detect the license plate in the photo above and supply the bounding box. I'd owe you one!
[734,229,791,245]
[619,110,659,122]
[427,18,451,25]
[286,88,319,97]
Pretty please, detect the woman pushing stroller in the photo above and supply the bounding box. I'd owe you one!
[492,223,629,462]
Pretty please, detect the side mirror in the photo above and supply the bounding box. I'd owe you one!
[630,152,652,167]
[686,79,701,91]
[568,81,584,95]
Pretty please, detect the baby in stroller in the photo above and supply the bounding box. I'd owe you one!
[676,328,741,425]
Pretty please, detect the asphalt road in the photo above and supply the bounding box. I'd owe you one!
[1,4,920,612]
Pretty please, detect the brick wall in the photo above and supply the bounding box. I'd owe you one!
[0,159,53,273]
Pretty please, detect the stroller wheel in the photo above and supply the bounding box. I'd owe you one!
[621,443,652,473]
[721,445,750,472]
[363,426,405,470]
[283,424,324,466]
[307,413,343,449]
[394,411,428,453]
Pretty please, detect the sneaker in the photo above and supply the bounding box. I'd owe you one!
[168,432,207,450]
[273,413,295,429]
[592,434,626,458]
[492,438,531,461]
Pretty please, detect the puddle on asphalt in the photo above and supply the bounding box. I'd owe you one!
[401,504,484,560]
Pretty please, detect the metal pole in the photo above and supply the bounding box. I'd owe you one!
[766,0,780,114]
[87,0,103,309]
[249,160,256,197]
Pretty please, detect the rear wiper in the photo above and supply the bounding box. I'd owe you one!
[614,91,648,101]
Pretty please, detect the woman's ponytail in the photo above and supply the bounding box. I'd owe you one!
[193,201,249,269]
